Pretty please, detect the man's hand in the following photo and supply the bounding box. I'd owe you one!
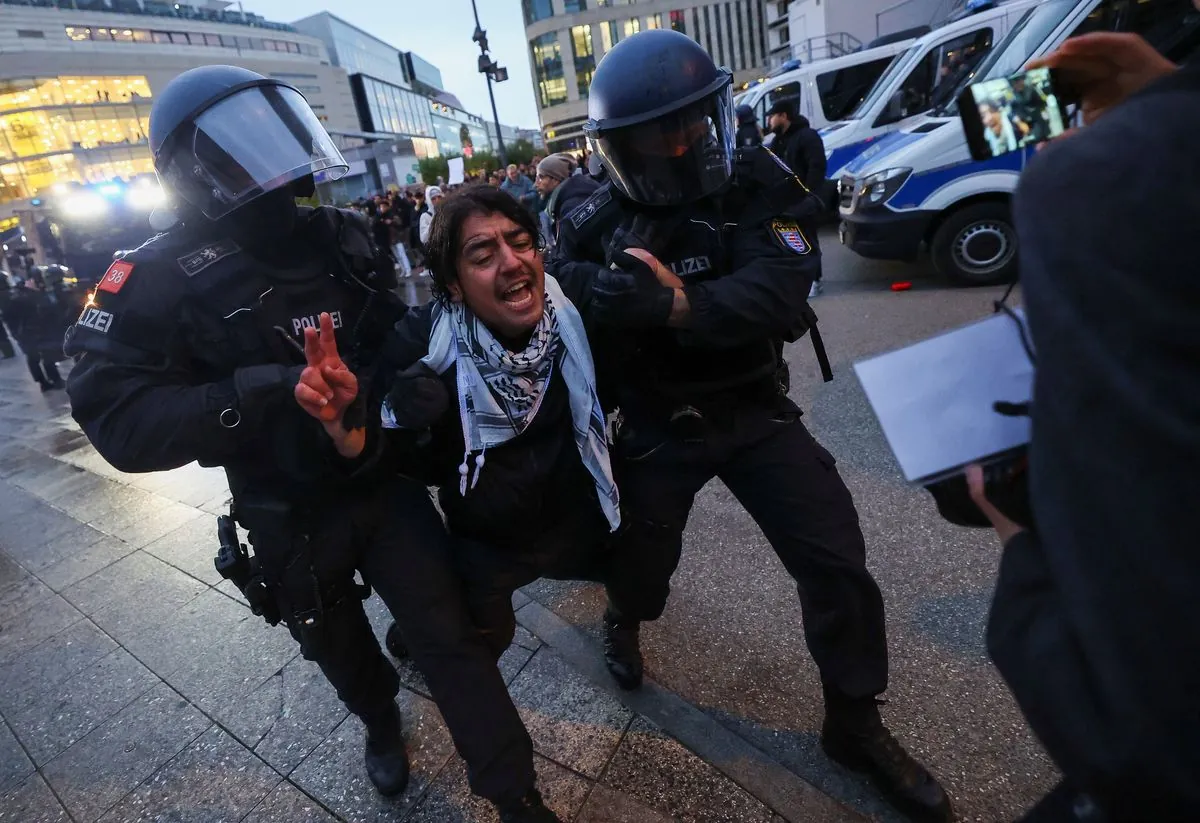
[593,247,677,328]
[621,248,684,289]
[294,312,358,424]
[966,464,1026,545]
[1028,33,1176,126]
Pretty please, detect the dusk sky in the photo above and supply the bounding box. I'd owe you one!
[242,0,541,128]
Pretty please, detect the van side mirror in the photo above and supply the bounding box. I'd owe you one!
[875,89,905,127]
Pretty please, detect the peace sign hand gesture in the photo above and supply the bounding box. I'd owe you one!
[294,312,359,424]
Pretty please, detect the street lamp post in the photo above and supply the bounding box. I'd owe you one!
[469,0,509,167]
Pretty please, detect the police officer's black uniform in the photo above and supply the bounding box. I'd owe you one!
[551,30,953,823]
[63,66,534,803]
[0,274,16,359]
[7,273,67,390]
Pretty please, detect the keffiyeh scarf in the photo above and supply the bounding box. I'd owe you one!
[383,275,620,532]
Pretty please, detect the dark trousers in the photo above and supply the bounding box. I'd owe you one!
[451,508,612,659]
[608,396,889,700]
[360,479,537,806]
[25,348,62,386]
[241,486,403,721]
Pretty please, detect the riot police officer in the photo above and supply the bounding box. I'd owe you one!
[550,31,953,823]
[0,273,15,359]
[63,66,537,808]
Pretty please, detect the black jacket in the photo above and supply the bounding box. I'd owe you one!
[65,206,401,502]
[380,269,609,547]
[992,63,1200,819]
[5,287,70,349]
[550,145,823,410]
[736,121,762,148]
[773,118,827,196]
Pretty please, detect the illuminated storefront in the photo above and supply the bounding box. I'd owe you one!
[0,75,155,204]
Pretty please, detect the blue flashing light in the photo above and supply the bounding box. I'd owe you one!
[30,198,42,206]
[98,183,123,199]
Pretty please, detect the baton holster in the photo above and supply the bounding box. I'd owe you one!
[233,497,325,637]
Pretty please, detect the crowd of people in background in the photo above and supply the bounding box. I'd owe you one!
[348,149,605,276]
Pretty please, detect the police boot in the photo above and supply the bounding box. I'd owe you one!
[496,789,561,823]
[602,609,643,691]
[385,621,410,659]
[361,702,410,797]
[821,695,953,823]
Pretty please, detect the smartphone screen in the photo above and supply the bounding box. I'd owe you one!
[958,67,1070,161]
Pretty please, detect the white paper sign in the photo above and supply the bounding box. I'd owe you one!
[853,310,1034,485]
[447,156,465,185]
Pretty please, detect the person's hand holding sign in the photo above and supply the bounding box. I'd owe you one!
[294,312,366,458]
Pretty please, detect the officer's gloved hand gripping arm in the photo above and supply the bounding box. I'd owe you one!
[65,268,308,474]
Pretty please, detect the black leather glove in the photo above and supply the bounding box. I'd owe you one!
[386,362,449,429]
[592,248,675,328]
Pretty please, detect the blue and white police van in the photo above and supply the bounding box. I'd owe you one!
[820,0,1044,179]
[838,0,1200,285]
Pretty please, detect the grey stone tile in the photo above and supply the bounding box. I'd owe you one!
[0,553,27,597]
[0,618,117,716]
[11,460,86,498]
[35,533,138,592]
[1,451,60,485]
[0,514,92,572]
[499,643,535,686]
[98,725,282,823]
[4,521,108,574]
[198,490,234,517]
[407,753,592,823]
[243,781,339,823]
[0,590,82,665]
[0,719,34,796]
[52,476,132,524]
[40,681,210,823]
[65,551,206,633]
[141,512,225,586]
[0,773,70,823]
[38,469,109,506]
[222,654,348,776]
[8,647,160,765]
[0,569,53,622]
[512,624,542,652]
[85,493,196,546]
[29,428,90,459]
[290,687,457,822]
[507,649,633,780]
[156,591,299,718]
[601,716,779,823]
[576,784,675,823]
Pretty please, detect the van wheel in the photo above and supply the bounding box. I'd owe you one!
[931,202,1018,286]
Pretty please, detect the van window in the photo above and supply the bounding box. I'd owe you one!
[1070,0,1200,62]
[816,57,895,121]
[881,28,995,124]
[759,80,801,123]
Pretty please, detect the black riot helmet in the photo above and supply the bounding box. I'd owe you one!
[149,65,348,221]
[584,30,735,206]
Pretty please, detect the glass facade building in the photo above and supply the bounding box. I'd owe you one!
[531,32,567,108]
[0,76,154,202]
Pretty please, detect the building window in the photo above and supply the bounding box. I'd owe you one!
[17,30,44,39]
[564,0,587,10]
[523,0,554,25]
[624,18,641,38]
[646,14,663,29]
[702,6,714,57]
[531,32,567,108]
[169,32,190,45]
[571,25,595,97]
[724,3,736,69]
[65,27,90,42]
[152,31,171,44]
[670,10,686,34]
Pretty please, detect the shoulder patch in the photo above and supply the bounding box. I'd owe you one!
[96,260,134,294]
[769,218,811,255]
[570,187,612,229]
[176,239,240,277]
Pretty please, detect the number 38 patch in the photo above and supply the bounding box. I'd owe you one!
[769,219,811,255]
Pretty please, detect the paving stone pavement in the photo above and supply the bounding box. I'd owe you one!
[0,355,864,822]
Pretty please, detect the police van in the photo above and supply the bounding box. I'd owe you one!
[733,40,915,137]
[838,0,1200,285]
[820,0,1044,178]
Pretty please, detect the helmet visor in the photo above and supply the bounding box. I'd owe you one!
[161,84,347,220]
[591,85,735,205]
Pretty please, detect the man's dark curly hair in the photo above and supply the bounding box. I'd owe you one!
[425,186,545,305]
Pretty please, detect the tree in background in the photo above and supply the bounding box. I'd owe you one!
[506,139,535,166]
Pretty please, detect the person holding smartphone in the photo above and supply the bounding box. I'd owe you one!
[969,30,1200,822]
